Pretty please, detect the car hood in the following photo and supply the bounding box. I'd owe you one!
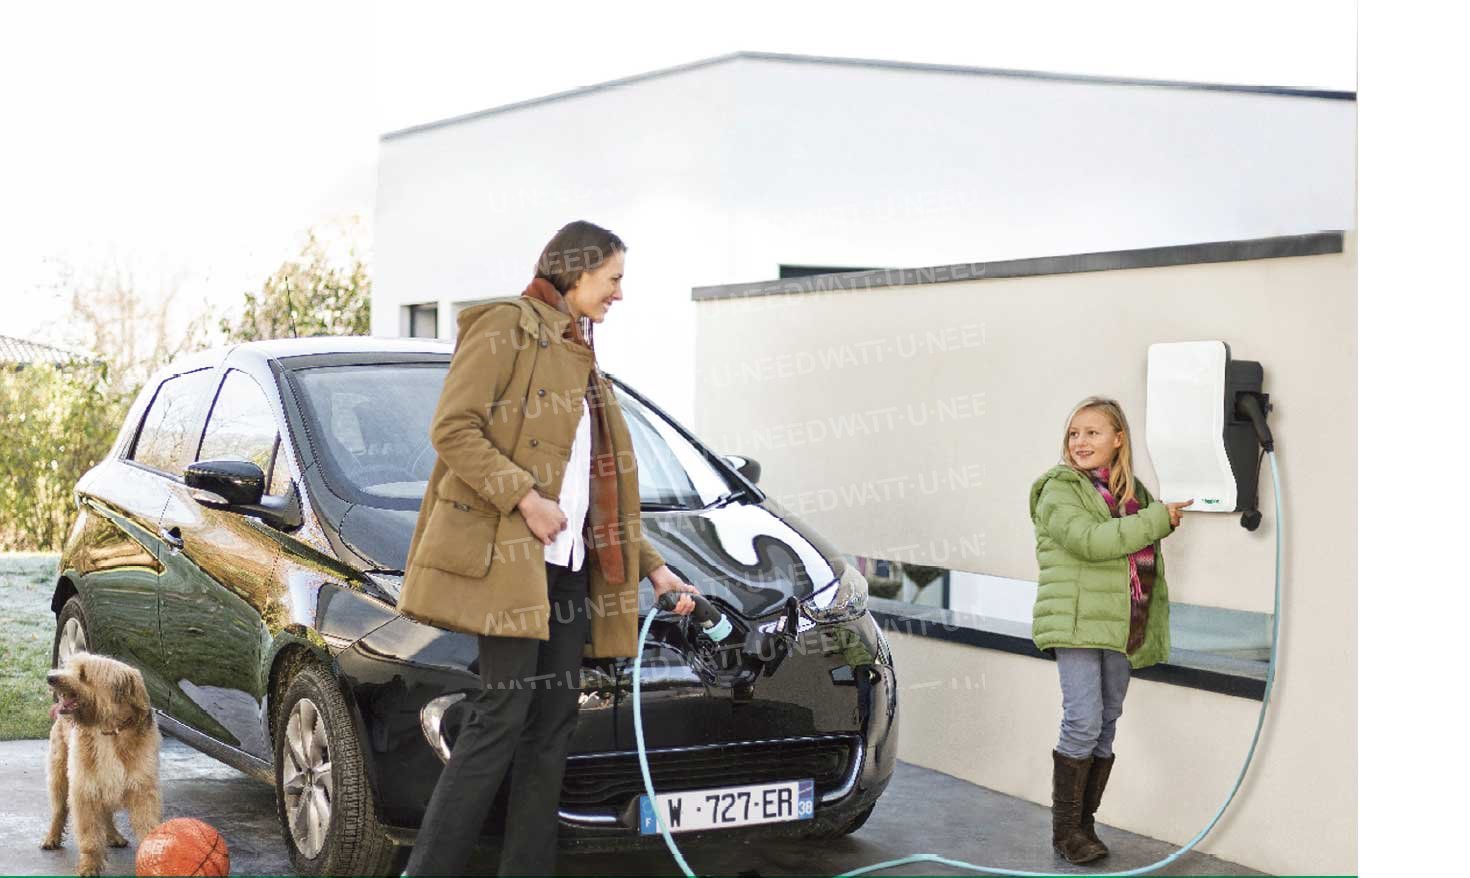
[336,500,844,619]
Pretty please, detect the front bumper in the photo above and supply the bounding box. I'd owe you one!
[336,610,897,847]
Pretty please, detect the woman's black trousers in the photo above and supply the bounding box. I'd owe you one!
[404,560,591,877]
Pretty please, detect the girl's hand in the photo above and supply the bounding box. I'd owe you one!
[649,566,699,615]
[517,489,567,545]
[1166,499,1194,528]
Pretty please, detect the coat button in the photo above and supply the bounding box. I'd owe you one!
[539,339,549,348]
[529,438,539,447]
[537,388,546,397]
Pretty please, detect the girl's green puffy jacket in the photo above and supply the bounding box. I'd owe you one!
[1029,465,1174,669]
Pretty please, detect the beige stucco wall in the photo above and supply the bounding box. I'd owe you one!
[692,233,1356,875]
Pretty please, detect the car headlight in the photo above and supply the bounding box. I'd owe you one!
[801,564,869,624]
[420,692,467,764]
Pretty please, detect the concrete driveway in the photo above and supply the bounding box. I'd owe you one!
[0,736,1260,877]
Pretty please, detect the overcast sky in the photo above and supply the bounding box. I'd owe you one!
[0,0,1356,347]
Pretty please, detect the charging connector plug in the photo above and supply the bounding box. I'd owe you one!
[1235,392,1274,453]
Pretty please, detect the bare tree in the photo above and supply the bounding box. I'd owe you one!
[47,255,214,393]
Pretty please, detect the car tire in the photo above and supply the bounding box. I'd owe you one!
[273,662,403,877]
[52,596,91,668]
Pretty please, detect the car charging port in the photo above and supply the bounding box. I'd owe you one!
[740,596,802,679]
[653,595,805,701]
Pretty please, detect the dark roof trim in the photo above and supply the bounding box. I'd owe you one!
[381,50,1355,141]
[692,231,1346,302]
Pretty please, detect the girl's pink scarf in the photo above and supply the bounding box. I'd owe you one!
[1088,467,1154,604]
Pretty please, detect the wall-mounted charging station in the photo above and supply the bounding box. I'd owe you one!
[1146,341,1273,530]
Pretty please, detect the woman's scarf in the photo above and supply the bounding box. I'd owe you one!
[521,276,627,584]
[1088,466,1156,653]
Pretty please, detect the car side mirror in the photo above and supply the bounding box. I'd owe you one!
[185,459,303,531]
[721,454,761,485]
[186,459,265,506]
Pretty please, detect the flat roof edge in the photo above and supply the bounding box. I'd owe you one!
[691,231,1347,301]
[381,52,744,141]
[381,50,1355,141]
[739,51,1356,101]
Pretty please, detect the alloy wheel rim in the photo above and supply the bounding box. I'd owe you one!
[282,697,333,858]
[58,618,86,664]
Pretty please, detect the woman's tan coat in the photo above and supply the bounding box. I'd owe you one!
[396,295,664,658]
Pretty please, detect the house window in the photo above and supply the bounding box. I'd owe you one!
[404,303,438,339]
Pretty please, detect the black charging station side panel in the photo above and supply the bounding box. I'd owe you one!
[1224,356,1264,513]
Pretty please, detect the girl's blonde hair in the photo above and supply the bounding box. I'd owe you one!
[1060,396,1139,510]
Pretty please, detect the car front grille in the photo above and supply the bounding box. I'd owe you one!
[560,735,857,810]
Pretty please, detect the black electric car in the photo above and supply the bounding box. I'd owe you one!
[51,337,898,876]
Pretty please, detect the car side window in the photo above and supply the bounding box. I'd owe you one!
[266,437,292,497]
[198,369,285,495]
[129,369,218,477]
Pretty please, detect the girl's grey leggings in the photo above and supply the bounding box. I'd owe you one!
[1055,647,1132,759]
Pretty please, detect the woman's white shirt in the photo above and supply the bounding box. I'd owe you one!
[544,396,592,571]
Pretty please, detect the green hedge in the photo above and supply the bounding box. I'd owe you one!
[0,363,129,552]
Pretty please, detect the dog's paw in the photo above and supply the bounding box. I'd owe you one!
[107,834,128,848]
[77,858,103,876]
[39,835,62,850]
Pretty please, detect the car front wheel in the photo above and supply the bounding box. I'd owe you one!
[273,662,402,877]
[52,596,90,667]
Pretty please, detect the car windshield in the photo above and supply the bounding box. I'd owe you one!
[293,364,445,503]
[291,362,736,510]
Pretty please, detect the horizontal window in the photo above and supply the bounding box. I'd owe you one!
[403,302,438,339]
[849,553,1270,699]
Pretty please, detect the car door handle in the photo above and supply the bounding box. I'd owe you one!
[159,526,184,550]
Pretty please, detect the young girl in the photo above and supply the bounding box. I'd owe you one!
[1029,397,1190,865]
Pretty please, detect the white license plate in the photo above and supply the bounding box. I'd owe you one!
[638,778,814,834]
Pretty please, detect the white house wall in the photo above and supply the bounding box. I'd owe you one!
[375,53,1354,430]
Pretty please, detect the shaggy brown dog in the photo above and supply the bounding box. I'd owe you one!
[40,651,163,877]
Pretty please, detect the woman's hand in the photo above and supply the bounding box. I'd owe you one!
[649,565,699,615]
[1166,499,1194,528]
[517,489,567,546]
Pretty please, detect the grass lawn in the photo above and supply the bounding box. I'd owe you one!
[0,553,60,740]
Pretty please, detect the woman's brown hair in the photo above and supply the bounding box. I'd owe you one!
[533,220,627,294]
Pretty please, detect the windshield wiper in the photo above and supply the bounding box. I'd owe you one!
[703,488,752,511]
[641,487,754,513]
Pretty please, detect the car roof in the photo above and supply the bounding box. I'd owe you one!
[163,336,455,376]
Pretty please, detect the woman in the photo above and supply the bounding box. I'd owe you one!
[1029,396,1190,865]
[396,220,699,877]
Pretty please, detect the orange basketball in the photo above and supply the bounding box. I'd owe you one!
[135,818,230,877]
